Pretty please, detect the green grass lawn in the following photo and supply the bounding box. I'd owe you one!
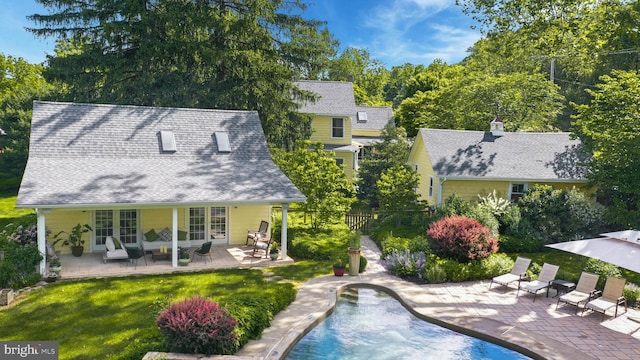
[0,187,35,229]
[0,263,330,360]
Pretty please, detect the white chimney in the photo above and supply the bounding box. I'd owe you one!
[490,116,504,137]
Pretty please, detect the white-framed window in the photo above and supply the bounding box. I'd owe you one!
[94,209,139,247]
[510,183,527,203]
[429,176,434,198]
[332,118,344,138]
[189,207,227,243]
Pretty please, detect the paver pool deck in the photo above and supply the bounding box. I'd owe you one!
[148,236,640,360]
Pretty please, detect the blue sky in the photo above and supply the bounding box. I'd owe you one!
[0,0,481,68]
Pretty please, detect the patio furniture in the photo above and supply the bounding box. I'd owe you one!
[151,249,171,262]
[126,246,147,269]
[583,276,627,321]
[247,220,269,245]
[489,257,531,292]
[549,279,576,298]
[556,272,599,313]
[252,237,273,258]
[103,236,128,263]
[193,242,213,263]
[517,263,559,302]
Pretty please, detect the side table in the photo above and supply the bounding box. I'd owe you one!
[549,279,576,298]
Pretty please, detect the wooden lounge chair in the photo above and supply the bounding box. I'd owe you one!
[246,220,269,245]
[517,263,559,302]
[582,276,627,321]
[556,272,599,313]
[489,257,531,292]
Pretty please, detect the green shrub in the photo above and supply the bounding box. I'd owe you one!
[497,234,545,253]
[288,226,351,261]
[426,216,498,262]
[359,255,368,273]
[623,283,640,307]
[380,250,426,278]
[157,297,239,355]
[422,263,447,283]
[380,235,411,258]
[440,259,471,282]
[0,240,43,289]
[583,258,622,290]
[476,253,515,279]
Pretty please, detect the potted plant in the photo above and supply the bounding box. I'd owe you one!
[269,241,279,261]
[48,257,62,275]
[53,223,93,257]
[178,249,190,266]
[347,231,361,276]
[332,256,346,277]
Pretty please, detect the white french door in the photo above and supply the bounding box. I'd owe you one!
[93,209,139,251]
[189,206,227,245]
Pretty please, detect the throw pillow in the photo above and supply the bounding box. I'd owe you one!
[178,230,188,241]
[144,228,158,242]
[105,236,116,252]
[157,228,172,242]
[112,237,123,249]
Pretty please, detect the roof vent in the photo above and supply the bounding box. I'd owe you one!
[160,130,177,152]
[357,111,368,123]
[490,116,504,137]
[214,132,231,153]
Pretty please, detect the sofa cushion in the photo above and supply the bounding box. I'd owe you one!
[157,228,172,242]
[112,237,123,249]
[144,229,158,241]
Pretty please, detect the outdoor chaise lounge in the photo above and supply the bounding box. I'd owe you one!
[517,263,559,302]
[556,272,600,313]
[583,276,627,321]
[103,236,128,263]
[489,257,531,291]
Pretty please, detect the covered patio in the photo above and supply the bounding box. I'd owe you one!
[51,244,293,280]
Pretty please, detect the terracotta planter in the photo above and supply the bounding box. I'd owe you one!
[333,265,346,277]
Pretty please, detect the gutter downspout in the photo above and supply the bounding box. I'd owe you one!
[437,177,447,206]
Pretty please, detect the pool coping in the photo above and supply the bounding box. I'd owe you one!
[234,275,596,360]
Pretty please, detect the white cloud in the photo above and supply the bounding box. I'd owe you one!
[355,0,481,66]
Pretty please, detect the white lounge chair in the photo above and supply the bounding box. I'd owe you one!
[583,276,627,321]
[556,272,599,313]
[102,236,128,263]
[489,257,531,292]
[517,263,559,302]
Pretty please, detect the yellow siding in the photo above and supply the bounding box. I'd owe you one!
[408,135,437,206]
[47,209,92,254]
[442,180,511,202]
[310,115,352,145]
[334,151,354,182]
[352,129,381,137]
[140,208,186,232]
[229,205,272,245]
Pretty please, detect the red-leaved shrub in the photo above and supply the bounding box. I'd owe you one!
[157,296,238,355]
[426,216,499,262]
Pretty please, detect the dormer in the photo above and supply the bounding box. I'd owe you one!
[490,116,504,137]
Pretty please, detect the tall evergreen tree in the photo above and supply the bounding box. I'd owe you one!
[28,0,337,148]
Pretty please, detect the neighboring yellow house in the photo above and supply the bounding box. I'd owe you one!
[294,80,393,181]
[408,120,590,206]
[17,101,305,274]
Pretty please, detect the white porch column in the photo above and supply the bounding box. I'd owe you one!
[36,209,47,275]
[172,207,178,267]
[281,203,289,259]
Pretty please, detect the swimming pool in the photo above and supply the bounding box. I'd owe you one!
[285,287,532,360]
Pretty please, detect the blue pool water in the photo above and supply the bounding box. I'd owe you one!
[285,287,532,360]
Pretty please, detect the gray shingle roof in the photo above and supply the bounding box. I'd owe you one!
[419,129,589,180]
[353,106,393,131]
[294,80,357,116]
[17,101,305,208]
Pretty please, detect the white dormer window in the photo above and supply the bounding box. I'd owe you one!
[160,131,177,152]
[214,132,231,153]
[332,118,344,138]
[357,111,368,123]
